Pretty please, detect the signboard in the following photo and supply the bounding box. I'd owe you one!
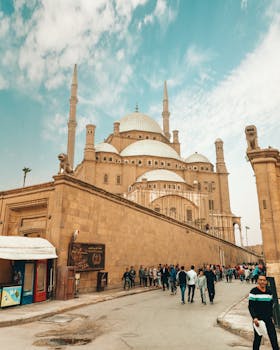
[68,243,105,271]
[1,285,22,307]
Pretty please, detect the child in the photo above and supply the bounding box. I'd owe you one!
[197,269,207,304]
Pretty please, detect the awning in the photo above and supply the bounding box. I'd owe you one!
[0,236,57,260]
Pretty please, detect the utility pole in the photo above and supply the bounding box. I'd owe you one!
[245,226,250,247]
[22,167,31,187]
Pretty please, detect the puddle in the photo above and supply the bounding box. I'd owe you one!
[41,314,88,324]
[33,337,91,347]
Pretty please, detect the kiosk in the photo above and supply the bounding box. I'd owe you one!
[0,236,57,307]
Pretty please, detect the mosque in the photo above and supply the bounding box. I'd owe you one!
[0,65,258,300]
[72,65,241,243]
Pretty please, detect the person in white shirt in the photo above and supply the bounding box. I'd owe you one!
[187,265,197,303]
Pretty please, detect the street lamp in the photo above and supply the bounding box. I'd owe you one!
[245,226,250,247]
[22,167,31,187]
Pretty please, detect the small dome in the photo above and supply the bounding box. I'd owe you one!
[120,140,181,160]
[215,138,223,143]
[136,169,185,183]
[185,152,210,163]
[119,112,163,134]
[95,143,119,154]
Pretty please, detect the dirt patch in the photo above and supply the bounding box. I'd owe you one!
[33,337,92,347]
[34,314,104,347]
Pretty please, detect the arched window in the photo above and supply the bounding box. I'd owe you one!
[170,207,176,218]
[104,174,108,184]
[116,175,121,185]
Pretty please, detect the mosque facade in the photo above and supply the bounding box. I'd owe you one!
[73,65,241,243]
[0,66,259,299]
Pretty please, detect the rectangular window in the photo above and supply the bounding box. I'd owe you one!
[187,210,192,222]
[116,175,121,185]
[263,200,267,209]
[209,200,214,210]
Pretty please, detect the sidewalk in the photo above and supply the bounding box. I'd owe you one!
[217,294,280,345]
[1,283,279,347]
[0,286,153,328]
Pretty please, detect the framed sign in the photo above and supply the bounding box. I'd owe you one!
[68,243,105,271]
[1,285,22,307]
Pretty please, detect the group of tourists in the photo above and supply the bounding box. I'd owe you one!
[224,263,266,283]
[122,263,218,305]
[121,262,280,349]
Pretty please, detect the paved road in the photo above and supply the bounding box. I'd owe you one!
[0,280,272,350]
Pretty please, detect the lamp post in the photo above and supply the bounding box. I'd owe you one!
[245,226,250,247]
[22,167,31,187]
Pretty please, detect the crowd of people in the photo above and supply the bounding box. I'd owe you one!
[122,262,265,305]
[122,262,279,349]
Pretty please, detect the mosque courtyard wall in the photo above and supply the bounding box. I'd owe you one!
[0,174,260,295]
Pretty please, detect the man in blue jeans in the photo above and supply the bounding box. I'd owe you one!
[176,266,188,304]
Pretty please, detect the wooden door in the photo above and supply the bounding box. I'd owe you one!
[34,260,47,302]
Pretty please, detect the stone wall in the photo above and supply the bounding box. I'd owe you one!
[52,175,260,293]
[0,175,260,294]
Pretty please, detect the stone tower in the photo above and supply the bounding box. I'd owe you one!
[67,64,78,170]
[215,139,233,242]
[245,125,280,289]
[83,124,96,184]
[162,81,171,140]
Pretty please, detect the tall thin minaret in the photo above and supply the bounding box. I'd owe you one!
[67,64,78,169]
[162,81,171,140]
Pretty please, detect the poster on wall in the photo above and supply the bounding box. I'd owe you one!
[1,285,22,307]
[68,243,105,271]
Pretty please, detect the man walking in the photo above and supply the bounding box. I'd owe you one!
[204,265,216,304]
[177,266,188,304]
[248,275,279,350]
[187,265,197,303]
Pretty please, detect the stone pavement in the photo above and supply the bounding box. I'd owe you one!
[0,283,279,346]
[0,287,153,328]
[218,293,280,346]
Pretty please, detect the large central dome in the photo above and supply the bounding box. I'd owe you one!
[119,112,163,134]
[120,140,181,160]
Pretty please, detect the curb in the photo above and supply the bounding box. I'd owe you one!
[217,295,272,345]
[0,287,155,328]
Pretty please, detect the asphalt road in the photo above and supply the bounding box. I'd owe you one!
[0,279,272,350]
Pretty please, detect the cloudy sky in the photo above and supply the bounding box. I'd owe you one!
[1,0,280,245]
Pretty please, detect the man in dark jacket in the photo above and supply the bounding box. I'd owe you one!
[176,266,188,304]
[248,275,279,350]
[204,265,216,304]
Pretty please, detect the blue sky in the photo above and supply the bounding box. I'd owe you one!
[1,0,280,245]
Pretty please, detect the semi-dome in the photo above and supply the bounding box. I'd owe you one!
[120,140,181,160]
[95,142,119,154]
[136,169,185,183]
[185,152,210,163]
[119,112,163,134]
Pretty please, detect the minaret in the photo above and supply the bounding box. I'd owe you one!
[67,64,78,170]
[162,81,171,140]
[215,138,227,173]
[84,124,96,161]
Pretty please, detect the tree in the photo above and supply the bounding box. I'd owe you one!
[22,167,31,187]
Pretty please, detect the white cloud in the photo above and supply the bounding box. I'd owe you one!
[0,0,147,93]
[138,0,179,31]
[240,0,248,10]
[0,12,10,37]
[0,74,9,89]
[185,45,216,69]
[168,16,280,157]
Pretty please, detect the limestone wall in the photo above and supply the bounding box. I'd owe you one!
[0,176,260,294]
[53,175,259,293]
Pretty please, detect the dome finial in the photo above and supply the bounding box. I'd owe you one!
[135,103,139,113]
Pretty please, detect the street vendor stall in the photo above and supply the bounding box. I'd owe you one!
[0,236,57,307]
